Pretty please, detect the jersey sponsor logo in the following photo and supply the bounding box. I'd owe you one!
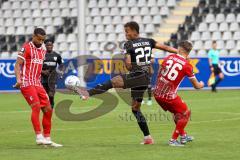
[0,62,15,78]
[32,58,43,64]
[220,60,240,76]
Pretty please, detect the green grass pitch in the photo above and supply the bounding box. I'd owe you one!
[0,90,240,160]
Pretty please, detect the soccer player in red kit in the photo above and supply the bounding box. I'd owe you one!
[14,28,62,147]
[154,41,204,147]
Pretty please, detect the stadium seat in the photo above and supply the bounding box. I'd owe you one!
[127,0,137,7]
[90,8,100,16]
[229,22,239,31]
[92,17,101,25]
[105,25,114,33]
[130,7,139,15]
[22,9,31,18]
[229,49,239,56]
[118,0,127,7]
[61,9,71,17]
[153,15,162,24]
[43,18,53,26]
[46,26,55,34]
[222,31,232,40]
[216,40,225,49]
[112,16,122,24]
[52,9,61,17]
[69,42,78,51]
[140,7,149,15]
[204,40,212,50]
[3,10,12,18]
[193,41,203,50]
[13,10,22,18]
[158,0,166,6]
[26,26,34,34]
[69,0,77,9]
[237,14,240,22]
[16,26,25,35]
[0,52,10,59]
[220,49,228,56]
[31,1,40,9]
[56,34,67,43]
[236,41,240,50]
[110,8,120,15]
[148,0,157,7]
[209,23,218,32]
[59,42,68,51]
[212,31,221,40]
[67,34,77,43]
[89,42,99,51]
[191,31,201,41]
[225,40,235,50]
[103,16,112,25]
[97,33,107,42]
[205,14,215,23]
[34,18,43,26]
[138,0,147,7]
[167,0,176,7]
[219,22,228,32]
[215,13,225,23]
[25,18,33,26]
[198,22,208,32]
[71,8,78,17]
[116,24,123,33]
[160,6,170,16]
[50,1,59,9]
[98,0,107,8]
[40,1,49,10]
[101,8,110,16]
[107,33,117,42]
[53,17,63,26]
[233,31,240,40]
[145,24,155,33]
[197,49,207,57]
[226,13,236,23]
[59,0,68,9]
[201,32,211,40]
[2,1,11,10]
[120,7,129,16]
[6,27,15,35]
[87,33,97,42]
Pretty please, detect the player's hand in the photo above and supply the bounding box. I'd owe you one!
[13,80,22,89]
[210,67,214,72]
[199,81,205,88]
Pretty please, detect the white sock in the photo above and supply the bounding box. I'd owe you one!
[45,137,51,141]
[144,135,151,139]
[36,134,44,139]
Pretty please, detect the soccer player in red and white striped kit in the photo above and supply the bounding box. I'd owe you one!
[154,41,204,147]
[14,28,62,147]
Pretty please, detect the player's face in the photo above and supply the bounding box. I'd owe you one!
[32,34,46,48]
[45,42,53,53]
[124,27,138,40]
[212,43,217,49]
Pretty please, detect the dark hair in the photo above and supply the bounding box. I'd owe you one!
[178,40,193,53]
[44,39,54,44]
[34,28,46,36]
[124,21,139,34]
[212,40,217,44]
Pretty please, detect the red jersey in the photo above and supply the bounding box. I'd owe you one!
[154,54,195,100]
[18,42,46,87]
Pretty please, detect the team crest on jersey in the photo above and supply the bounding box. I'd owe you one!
[54,57,57,61]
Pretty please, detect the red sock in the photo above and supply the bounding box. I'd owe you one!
[42,108,53,137]
[31,105,41,135]
[171,110,191,140]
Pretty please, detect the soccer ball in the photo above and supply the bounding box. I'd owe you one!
[64,75,81,89]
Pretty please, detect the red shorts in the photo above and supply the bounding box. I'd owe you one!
[20,85,50,107]
[154,96,188,114]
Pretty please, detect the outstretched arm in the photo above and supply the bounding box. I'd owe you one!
[190,78,204,89]
[154,42,178,54]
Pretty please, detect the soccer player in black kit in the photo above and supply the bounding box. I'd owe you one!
[41,39,64,108]
[73,21,178,144]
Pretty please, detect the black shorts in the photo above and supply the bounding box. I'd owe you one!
[42,82,56,95]
[212,64,222,76]
[121,71,150,102]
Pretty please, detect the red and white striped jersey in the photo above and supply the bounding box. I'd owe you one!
[18,42,46,88]
[154,54,195,100]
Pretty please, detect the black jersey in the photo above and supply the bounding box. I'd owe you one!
[123,37,156,72]
[42,51,63,83]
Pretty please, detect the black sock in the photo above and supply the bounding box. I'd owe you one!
[214,77,223,87]
[132,110,150,136]
[147,87,152,101]
[49,96,54,108]
[88,80,113,96]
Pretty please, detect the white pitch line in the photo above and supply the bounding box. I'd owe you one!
[0,116,240,134]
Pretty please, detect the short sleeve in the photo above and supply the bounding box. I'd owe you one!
[123,41,132,55]
[208,50,213,59]
[185,63,195,79]
[149,38,156,48]
[57,53,64,65]
[17,43,29,60]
